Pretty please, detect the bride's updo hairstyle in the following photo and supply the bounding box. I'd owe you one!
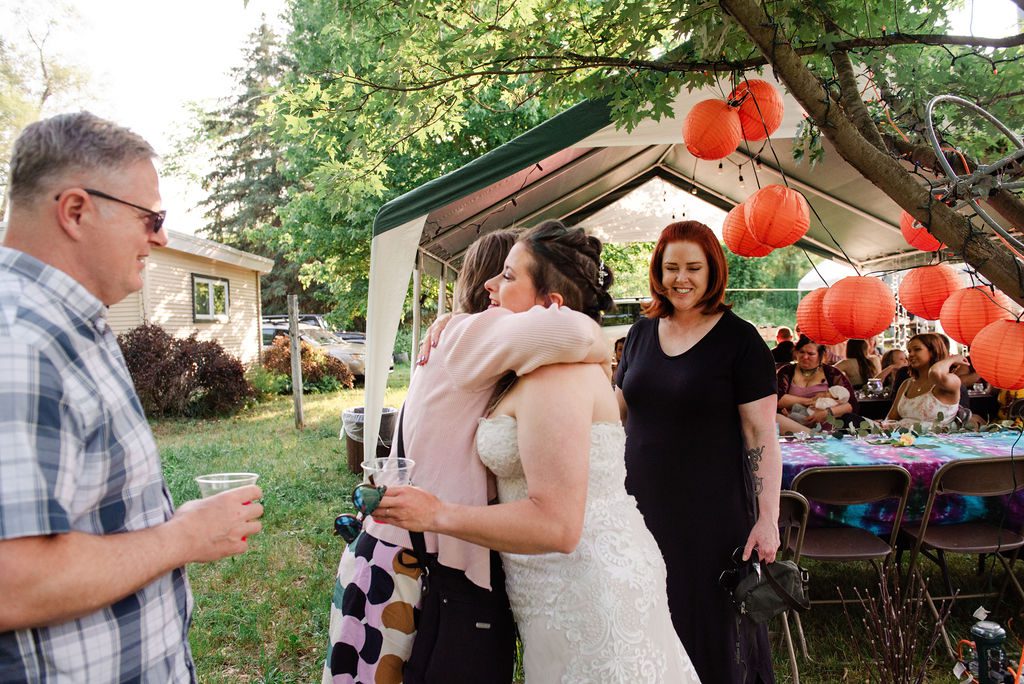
[517,220,614,323]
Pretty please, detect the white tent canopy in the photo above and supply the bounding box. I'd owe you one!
[358,73,970,448]
[797,260,859,290]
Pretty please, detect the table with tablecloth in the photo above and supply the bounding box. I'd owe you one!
[781,431,1024,535]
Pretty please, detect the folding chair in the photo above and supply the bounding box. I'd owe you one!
[1008,398,1024,420]
[776,490,809,684]
[902,455,1024,656]
[792,465,911,582]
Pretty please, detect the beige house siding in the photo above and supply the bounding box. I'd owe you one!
[146,250,263,364]
[107,290,143,332]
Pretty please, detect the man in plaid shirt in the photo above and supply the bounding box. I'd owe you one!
[0,112,264,682]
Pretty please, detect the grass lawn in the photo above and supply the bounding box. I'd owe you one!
[153,365,1022,682]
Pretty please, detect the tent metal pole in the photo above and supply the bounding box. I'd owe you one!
[438,267,447,315]
[411,251,422,375]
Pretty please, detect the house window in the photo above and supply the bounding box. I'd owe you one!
[193,275,229,322]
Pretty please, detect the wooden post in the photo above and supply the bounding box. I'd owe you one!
[411,253,422,377]
[288,295,304,429]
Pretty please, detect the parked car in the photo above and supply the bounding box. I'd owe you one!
[261,323,389,381]
[261,314,366,342]
[601,297,649,353]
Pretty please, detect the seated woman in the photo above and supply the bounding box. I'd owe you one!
[787,385,850,425]
[776,336,858,433]
[874,348,908,392]
[835,339,881,389]
[885,333,961,427]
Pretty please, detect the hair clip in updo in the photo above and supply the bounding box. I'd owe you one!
[596,260,606,287]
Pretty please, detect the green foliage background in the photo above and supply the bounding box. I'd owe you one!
[173,0,1023,329]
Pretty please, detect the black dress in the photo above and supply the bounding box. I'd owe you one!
[616,310,777,683]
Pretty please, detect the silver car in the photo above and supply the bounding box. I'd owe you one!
[262,324,385,380]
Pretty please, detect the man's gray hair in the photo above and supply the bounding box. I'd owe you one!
[9,111,155,204]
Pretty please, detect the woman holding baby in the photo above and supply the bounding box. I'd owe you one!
[776,336,859,433]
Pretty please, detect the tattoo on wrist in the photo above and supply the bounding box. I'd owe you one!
[746,445,765,496]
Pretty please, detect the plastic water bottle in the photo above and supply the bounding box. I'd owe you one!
[970,620,1007,684]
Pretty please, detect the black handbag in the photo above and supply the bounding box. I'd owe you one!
[722,548,810,625]
[404,534,516,683]
[392,408,517,683]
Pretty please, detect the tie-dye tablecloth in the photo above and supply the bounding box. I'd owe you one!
[781,431,1024,534]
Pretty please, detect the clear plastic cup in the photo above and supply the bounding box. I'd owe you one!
[361,457,415,487]
[195,472,260,498]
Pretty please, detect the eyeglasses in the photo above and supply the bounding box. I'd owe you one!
[334,484,387,544]
[56,188,166,233]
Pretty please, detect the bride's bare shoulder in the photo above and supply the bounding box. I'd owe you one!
[523,363,597,383]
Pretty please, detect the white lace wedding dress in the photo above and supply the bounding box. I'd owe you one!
[477,416,701,683]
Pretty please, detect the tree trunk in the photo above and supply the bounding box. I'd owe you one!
[720,0,1024,307]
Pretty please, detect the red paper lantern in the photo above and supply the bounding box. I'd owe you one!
[683,99,742,161]
[796,288,846,345]
[722,205,773,257]
[939,286,1015,346]
[729,79,784,142]
[744,185,810,248]
[823,276,897,339]
[971,320,1024,390]
[897,264,962,320]
[900,211,945,251]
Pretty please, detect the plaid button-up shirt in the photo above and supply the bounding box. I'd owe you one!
[0,247,195,682]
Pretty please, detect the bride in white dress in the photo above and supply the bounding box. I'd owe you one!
[376,220,701,683]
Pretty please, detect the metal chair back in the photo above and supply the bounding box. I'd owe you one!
[792,465,911,550]
[778,490,808,564]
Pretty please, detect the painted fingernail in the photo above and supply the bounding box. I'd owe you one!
[417,356,426,365]
[243,501,251,506]
[242,536,247,542]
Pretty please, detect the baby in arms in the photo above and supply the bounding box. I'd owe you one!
[789,385,850,425]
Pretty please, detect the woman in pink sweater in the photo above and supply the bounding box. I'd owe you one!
[323,230,608,683]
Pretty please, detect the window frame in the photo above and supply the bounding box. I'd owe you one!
[192,274,230,322]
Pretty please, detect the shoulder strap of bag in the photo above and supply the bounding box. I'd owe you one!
[394,405,431,571]
[761,560,810,612]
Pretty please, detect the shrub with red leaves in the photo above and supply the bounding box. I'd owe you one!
[117,323,255,418]
[261,337,354,391]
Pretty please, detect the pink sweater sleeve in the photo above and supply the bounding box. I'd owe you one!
[439,305,599,392]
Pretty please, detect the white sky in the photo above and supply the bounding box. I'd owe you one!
[3,0,1019,236]
[2,0,287,233]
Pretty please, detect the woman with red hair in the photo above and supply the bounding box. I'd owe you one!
[616,221,781,683]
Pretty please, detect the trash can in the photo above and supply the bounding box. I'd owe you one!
[341,406,398,474]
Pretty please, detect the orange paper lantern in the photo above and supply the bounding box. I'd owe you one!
[683,99,742,161]
[744,185,810,248]
[796,288,846,345]
[722,205,773,257]
[897,264,962,320]
[729,79,784,142]
[823,276,897,339]
[900,211,945,251]
[970,320,1024,390]
[939,286,1014,346]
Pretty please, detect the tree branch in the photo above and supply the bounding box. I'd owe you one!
[720,0,1024,305]
[334,32,1024,93]
[831,50,887,153]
